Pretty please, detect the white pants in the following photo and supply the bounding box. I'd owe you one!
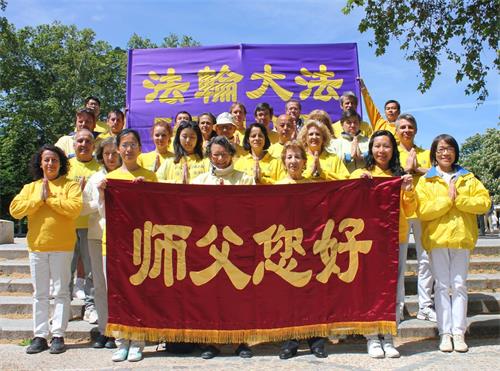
[29,251,73,338]
[407,219,434,310]
[396,243,407,324]
[430,248,470,335]
[88,239,107,334]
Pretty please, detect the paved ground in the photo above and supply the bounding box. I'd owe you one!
[0,337,498,370]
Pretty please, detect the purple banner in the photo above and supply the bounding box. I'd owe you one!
[127,44,361,151]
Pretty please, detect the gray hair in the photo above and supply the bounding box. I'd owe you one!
[205,135,236,158]
[73,128,95,143]
[396,113,418,131]
[339,91,358,106]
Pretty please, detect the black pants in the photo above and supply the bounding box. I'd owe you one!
[281,337,325,351]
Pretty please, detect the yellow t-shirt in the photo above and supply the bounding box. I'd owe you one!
[351,165,416,243]
[137,150,174,172]
[332,120,373,139]
[268,142,285,159]
[67,157,100,228]
[156,154,209,184]
[304,151,350,181]
[102,166,158,255]
[9,177,82,252]
[234,152,286,184]
[275,177,313,184]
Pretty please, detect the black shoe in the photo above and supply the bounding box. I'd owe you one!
[105,337,117,349]
[92,334,107,349]
[279,347,297,360]
[311,346,327,358]
[49,337,66,354]
[235,343,253,358]
[26,337,49,354]
[201,345,220,359]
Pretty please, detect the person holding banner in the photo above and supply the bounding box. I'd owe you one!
[351,130,416,359]
[395,114,436,323]
[98,129,157,362]
[81,137,121,350]
[327,109,369,173]
[10,145,82,354]
[268,114,296,159]
[229,102,248,141]
[137,120,174,172]
[416,134,491,353]
[156,121,209,184]
[297,120,349,181]
[276,141,309,184]
[234,123,285,184]
[198,112,217,149]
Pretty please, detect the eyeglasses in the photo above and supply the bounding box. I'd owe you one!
[120,142,138,149]
[436,147,455,154]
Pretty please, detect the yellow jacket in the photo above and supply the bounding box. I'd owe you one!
[67,157,101,228]
[268,142,284,159]
[192,164,255,185]
[234,152,286,184]
[9,177,82,252]
[156,155,209,184]
[416,166,491,251]
[332,120,373,139]
[361,87,396,135]
[351,166,416,243]
[304,151,350,181]
[138,150,174,172]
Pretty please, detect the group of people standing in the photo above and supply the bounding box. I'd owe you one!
[9,79,491,362]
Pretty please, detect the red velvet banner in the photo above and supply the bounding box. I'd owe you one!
[105,178,401,343]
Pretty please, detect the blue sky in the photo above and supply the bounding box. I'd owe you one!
[4,0,499,146]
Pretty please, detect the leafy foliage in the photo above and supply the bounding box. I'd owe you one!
[343,0,499,103]
[0,19,199,219]
[127,32,200,49]
[461,127,500,203]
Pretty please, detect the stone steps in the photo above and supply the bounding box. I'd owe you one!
[404,273,500,295]
[0,314,498,341]
[405,256,500,274]
[0,296,84,318]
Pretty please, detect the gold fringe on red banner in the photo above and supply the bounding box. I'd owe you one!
[106,321,396,344]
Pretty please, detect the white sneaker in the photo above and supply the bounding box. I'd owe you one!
[439,334,453,352]
[452,334,468,353]
[127,344,143,362]
[367,338,385,358]
[83,308,91,322]
[73,278,85,300]
[112,347,129,362]
[382,336,400,358]
[417,307,437,322]
[87,309,98,324]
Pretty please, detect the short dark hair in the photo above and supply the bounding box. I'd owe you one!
[173,121,203,164]
[254,102,273,118]
[84,96,101,106]
[116,128,142,148]
[198,112,217,125]
[366,130,404,176]
[76,108,96,123]
[384,99,401,111]
[175,111,192,122]
[340,108,361,123]
[30,145,69,180]
[107,109,124,121]
[242,123,271,152]
[205,135,236,158]
[286,99,302,110]
[430,134,460,166]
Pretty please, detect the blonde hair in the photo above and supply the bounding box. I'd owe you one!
[151,120,173,137]
[297,119,331,153]
[308,109,333,135]
[281,140,307,167]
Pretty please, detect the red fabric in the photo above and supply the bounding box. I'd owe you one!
[106,177,401,334]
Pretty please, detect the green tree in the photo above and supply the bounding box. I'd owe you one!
[461,127,500,203]
[343,0,499,103]
[127,32,200,49]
